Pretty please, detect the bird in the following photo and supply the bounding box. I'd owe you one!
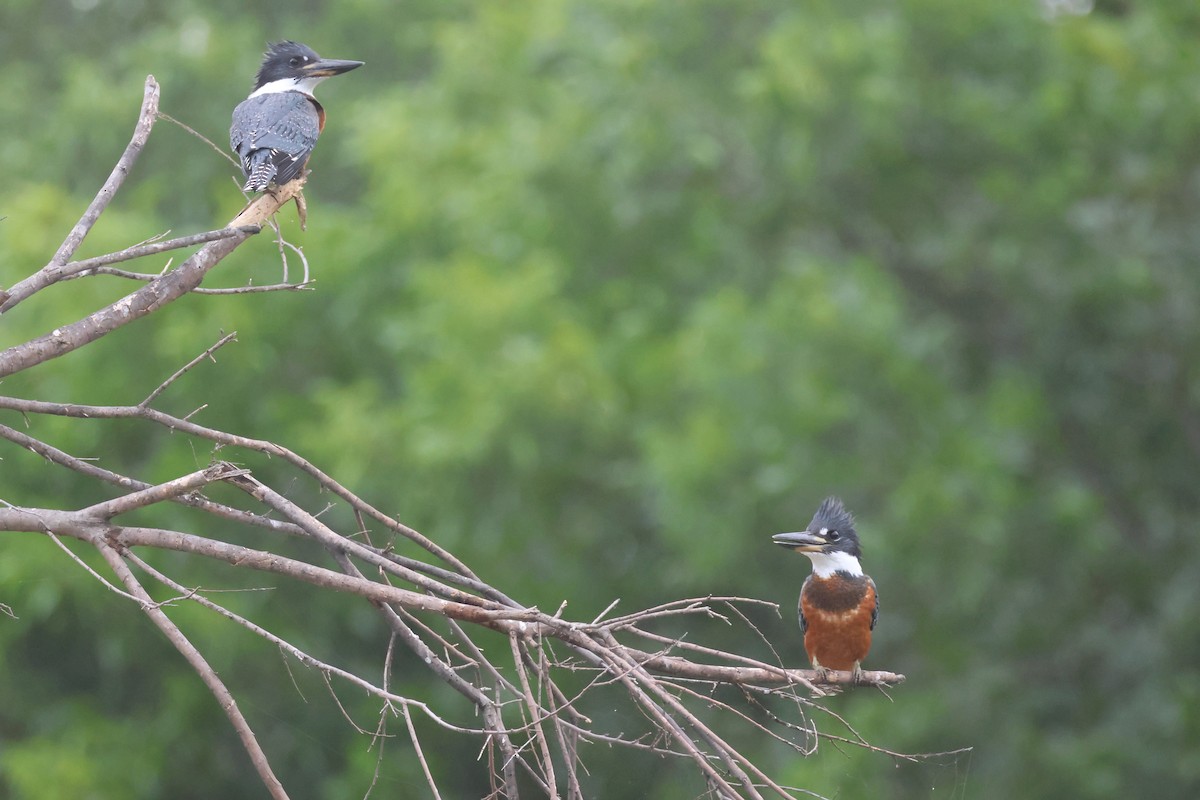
[229,41,363,193]
[772,496,879,682]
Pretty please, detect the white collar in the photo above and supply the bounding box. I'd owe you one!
[804,550,863,578]
[249,75,326,98]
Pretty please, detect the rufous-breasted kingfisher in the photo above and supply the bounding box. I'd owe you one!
[773,496,879,682]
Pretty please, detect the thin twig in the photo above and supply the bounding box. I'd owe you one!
[95,541,290,800]
[157,111,241,168]
[141,331,239,407]
[0,395,478,577]
[0,218,263,377]
[82,266,313,293]
[55,227,258,284]
[0,421,301,537]
[510,633,559,797]
[78,462,247,519]
[596,630,767,800]
[0,76,161,314]
[44,531,143,603]
[402,705,443,800]
[542,663,584,800]
[224,472,492,609]
[124,551,502,738]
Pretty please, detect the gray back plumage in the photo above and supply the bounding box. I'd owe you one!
[229,91,321,191]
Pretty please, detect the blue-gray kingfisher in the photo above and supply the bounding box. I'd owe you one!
[229,41,363,192]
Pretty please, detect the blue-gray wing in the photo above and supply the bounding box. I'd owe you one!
[798,574,811,635]
[229,92,321,187]
[869,576,879,631]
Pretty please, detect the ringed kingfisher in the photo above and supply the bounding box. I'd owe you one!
[229,41,363,193]
[772,496,879,682]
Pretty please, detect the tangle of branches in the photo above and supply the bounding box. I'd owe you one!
[0,76,949,800]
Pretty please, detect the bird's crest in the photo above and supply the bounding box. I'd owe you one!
[262,40,316,64]
[252,41,320,90]
[809,496,856,537]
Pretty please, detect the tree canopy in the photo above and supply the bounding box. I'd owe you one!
[2,0,1198,797]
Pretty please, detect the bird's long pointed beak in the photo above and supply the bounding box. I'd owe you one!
[303,58,364,78]
[771,531,827,552]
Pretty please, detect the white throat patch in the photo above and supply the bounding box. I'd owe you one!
[249,75,327,98]
[803,550,863,578]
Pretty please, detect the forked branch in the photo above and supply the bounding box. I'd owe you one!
[0,77,946,800]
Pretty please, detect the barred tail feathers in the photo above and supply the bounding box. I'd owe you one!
[242,150,278,193]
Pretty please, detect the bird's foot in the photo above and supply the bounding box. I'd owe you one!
[850,663,865,685]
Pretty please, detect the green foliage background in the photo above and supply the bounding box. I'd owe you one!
[3,0,1199,797]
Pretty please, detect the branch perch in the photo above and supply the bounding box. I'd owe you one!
[0,75,943,800]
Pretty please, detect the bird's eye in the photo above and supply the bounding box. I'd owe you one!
[827,530,841,541]
[288,57,300,66]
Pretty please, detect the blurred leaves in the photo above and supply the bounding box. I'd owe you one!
[3,0,1199,798]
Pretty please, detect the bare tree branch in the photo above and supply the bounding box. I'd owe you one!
[0,194,286,377]
[0,420,301,537]
[79,462,247,519]
[38,226,257,291]
[140,331,239,407]
[0,394,477,577]
[0,78,949,800]
[18,77,160,293]
[7,81,159,310]
[81,265,312,294]
[94,542,290,800]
